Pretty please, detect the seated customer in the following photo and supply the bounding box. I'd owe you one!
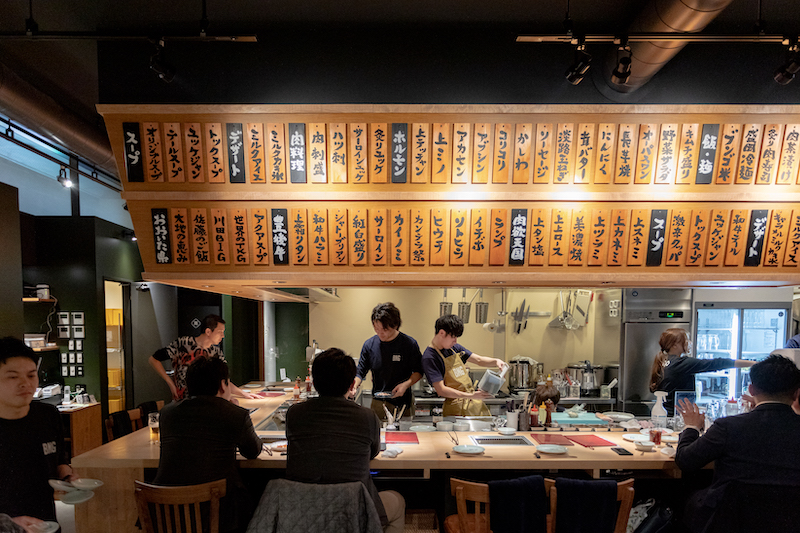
[0,337,76,533]
[286,348,405,533]
[153,357,262,533]
[675,354,800,533]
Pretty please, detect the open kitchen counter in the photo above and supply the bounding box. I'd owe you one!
[72,391,682,533]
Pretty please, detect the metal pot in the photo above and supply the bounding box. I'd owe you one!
[508,361,532,390]
[566,363,585,385]
[580,363,604,397]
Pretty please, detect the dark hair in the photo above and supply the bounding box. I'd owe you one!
[202,314,226,332]
[649,328,688,393]
[749,354,800,402]
[371,303,401,330]
[435,314,464,338]
[186,356,229,397]
[312,348,356,397]
[0,337,38,367]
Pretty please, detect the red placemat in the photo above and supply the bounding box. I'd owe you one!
[384,432,419,444]
[263,392,285,397]
[566,435,616,448]
[531,434,574,446]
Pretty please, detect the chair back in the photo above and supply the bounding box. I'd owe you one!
[705,481,800,533]
[544,478,634,533]
[134,479,226,533]
[445,478,490,533]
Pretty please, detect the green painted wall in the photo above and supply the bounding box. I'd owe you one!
[275,303,309,382]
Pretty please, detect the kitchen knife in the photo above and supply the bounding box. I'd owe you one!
[524,304,530,329]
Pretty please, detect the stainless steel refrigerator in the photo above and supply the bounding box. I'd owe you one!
[621,288,692,415]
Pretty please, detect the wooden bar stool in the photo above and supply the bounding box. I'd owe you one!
[444,478,490,533]
[134,479,226,533]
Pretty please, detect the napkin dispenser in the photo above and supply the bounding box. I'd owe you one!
[477,365,509,395]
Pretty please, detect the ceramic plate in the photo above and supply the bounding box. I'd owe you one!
[660,446,677,457]
[71,478,103,490]
[409,425,437,432]
[662,435,679,443]
[639,428,674,436]
[28,521,60,533]
[623,433,651,442]
[269,440,288,452]
[603,411,635,421]
[452,445,485,455]
[60,490,94,505]
[536,444,568,454]
[373,391,393,399]
[498,428,516,436]
[243,383,263,388]
[48,479,76,492]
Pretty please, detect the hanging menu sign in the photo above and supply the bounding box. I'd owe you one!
[607,209,630,266]
[508,209,527,266]
[411,209,429,266]
[151,208,171,263]
[211,208,230,264]
[513,123,533,184]
[231,209,249,264]
[311,209,329,265]
[163,123,185,182]
[725,210,749,266]
[349,208,367,266]
[588,209,609,266]
[329,123,347,184]
[627,209,648,266]
[472,123,492,184]
[184,123,204,183]
[288,123,307,183]
[469,208,488,266]
[349,123,368,183]
[533,123,553,184]
[765,210,790,266]
[634,124,657,184]
[169,208,189,264]
[330,208,348,265]
[676,124,700,184]
[654,123,678,184]
[706,209,730,266]
[695,124,719,184]
[246,122,265,184]
[270,208,289,265]
[574,123,595,184]
[568,208,587,265]
[785,211,800,266]
[204,123,226,183]
[554,123,575,184]
[411,123,430,184]
[431,123,452,184]
[614,124,638,184]
[594,124,616,184]
[549,209,570,265]
[143,122,165,182]
[122,122,144,182]
[452,123,472,184]
[489,209,508,266]
[391,123,408,183]
[225,123,246,183]
[190,208,210,264]
[309,123,327,183]
[686,210,710,266]
[528,208,550,266]
[391,209,409,265]
[665,209,690,266]
[736,124,762,184]
[777,125,800,184]
[756,124,784,184]
[290,209,308,265]
[370,208,388,265]
[744,209,769,266]
[267,123,287,183]
[646,209,668,266]
[715,124,741,184]
[251,208,269,265]
[370,123,388,183]
[429,209,447,265]
[493,123,512,184]
[450,209,469,265]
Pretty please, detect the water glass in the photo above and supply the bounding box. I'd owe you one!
[148,412,160,444]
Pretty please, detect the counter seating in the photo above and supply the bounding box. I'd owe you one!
[105,400,165,441]
[545,478,634,533]
[445,478,490,533]
[134,479,226,533]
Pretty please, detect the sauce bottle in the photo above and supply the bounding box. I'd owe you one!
[293,377,301,400]
[530,405,539,427]
[538,403,547,426]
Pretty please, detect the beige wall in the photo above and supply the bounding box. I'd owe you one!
[309,287,605,387]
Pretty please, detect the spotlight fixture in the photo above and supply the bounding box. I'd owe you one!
[611,41,633,85]
[774,44,800,85]
[57,166,72,188]
[121,229,137,241]
[149,39,175,83]
[565,44,591,85]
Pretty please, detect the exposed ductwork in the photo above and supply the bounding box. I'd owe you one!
[607,0,736,93]
[0,61,118,177]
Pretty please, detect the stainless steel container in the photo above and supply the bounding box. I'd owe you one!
[508,361,532,390]
[566,363,585,385]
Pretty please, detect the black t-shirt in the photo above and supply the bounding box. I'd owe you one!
[0,402,68,520]
[356,332,423,406]
[657,355,736,415]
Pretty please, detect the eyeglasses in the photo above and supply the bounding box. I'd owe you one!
[447,431,459,446]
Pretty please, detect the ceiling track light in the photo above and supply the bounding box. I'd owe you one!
[774,43,800,85]
[611,39,633,85]
[149,39,175,83]
[565,42,591,85]
[57,165,72,188]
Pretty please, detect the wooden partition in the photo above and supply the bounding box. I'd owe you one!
[99,104,800,294]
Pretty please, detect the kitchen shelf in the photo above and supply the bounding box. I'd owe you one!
[32,346,60,352]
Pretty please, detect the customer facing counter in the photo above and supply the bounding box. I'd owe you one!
[71,388,682,533]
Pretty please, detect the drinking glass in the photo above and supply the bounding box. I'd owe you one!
[148,412,160,444]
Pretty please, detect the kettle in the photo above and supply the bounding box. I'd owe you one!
[478,365,509,395]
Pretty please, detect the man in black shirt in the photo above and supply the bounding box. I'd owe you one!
[350,303,423,421]
[0,337,74,532]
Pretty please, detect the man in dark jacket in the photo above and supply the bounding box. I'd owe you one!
[153,356,262,533]
[675,354,800,532]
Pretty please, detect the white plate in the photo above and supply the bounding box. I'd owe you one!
[453,445,485,455]
[28,521,60,533]
[269,440,288,452]
[623,433,651,442]
[662,435,679,443]
[60,490,94,505]
[48,479,76,492]
[660,446,676,457]
[603,411,635,421]
[71,478,103,490]
[639,428,674,436]
[536,444,568,454]
[243,383,263,388]
[409,425,437,432]
[498,428,516,436]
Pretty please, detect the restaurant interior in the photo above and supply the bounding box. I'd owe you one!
[3,1,800,532]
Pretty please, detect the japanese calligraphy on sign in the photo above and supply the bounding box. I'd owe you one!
[330,208,348,265]
[490,209,508,266]
[349,209,367,265]
[493,123,512,184]
[574,123,595,184]
[123,122,144,182]
[607,209,630,266]
[311,209,329,264]
[528,208,550,266]
[715,124,741,184]
[665,209,690,266]
[290,209,307,265]
[676,123,700,184]
[391,209,408,265]
[736,124,762,184]
[309,123,328,184]
[266,123,287,184]
[288,123,307,183]
[756,124,783,184]
[695,124,719,184]
[329,123,347,183]
[744,209,769,266]
[513,123,533,184]
[226,123,246,184]
[777,125,800,184]
[450,209,469,265]
[204,123,226,183]
[654,123,678,184]
[634,124,657,184]
[765,209,790,266]
[725,209,749,265]
[706,209,730,266]
[151,208,171,264]
[588,209,609,266]
[431,123,452,184]
[211,208,230,264]
[246,123,265,184]
[143,122,165,182]
[469,208,488,265]
[429,209,447,265]
[190,208,210,264]
[411,209,429,266]
[594,124,616,184]
[183,123,204,182]
[271,208,289,265]
[163,122,185,182]
[170,208,189,263]
[230,209,249,264]
[627,209,648,266]
[615,124,638,184]
[250,208,269,265]
[784,211,800,266]
[686,210,710,267]
[645,209,668,266]
[533,123,553,184]
[349,123,368,183]
[370,208,388,265]
[452,123,471,184]
[370,123,388,183]
[391,123,408,184]
[549,209,570,265]
[508,209,528,266]
[555,123,575,184]
[568,209,587,265]
[472,123,492,184]
[411,123,430,184]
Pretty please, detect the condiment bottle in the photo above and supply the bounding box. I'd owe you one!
[530,405,539,427]
[293,377,301,400]
[545,399,554,427]
[538,403,546,425]
[725,399,738,417]
[305,375,312,393]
